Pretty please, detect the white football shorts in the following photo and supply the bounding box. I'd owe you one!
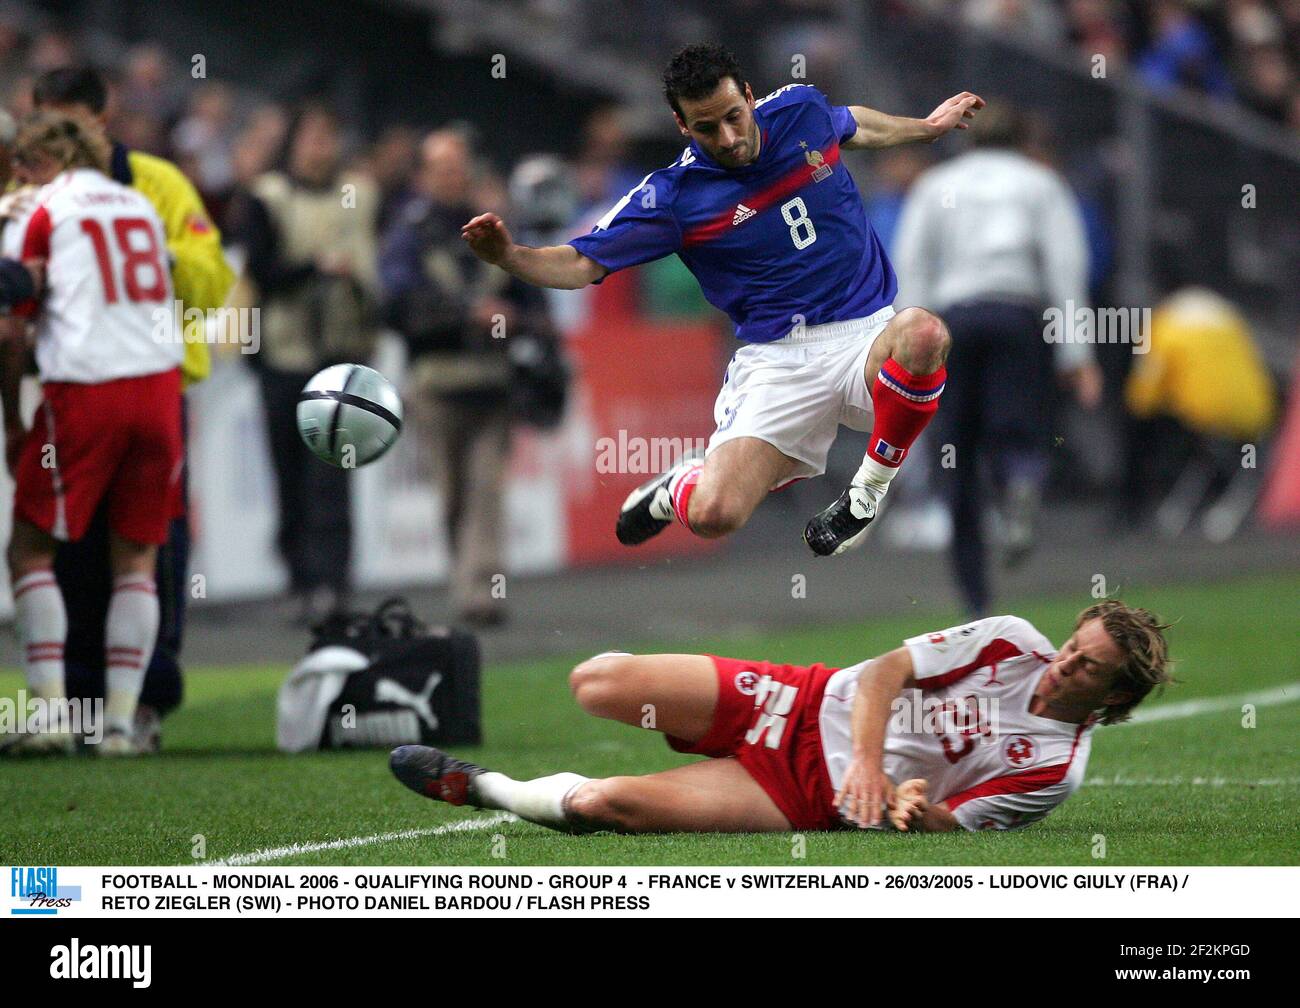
[707,305,895,484]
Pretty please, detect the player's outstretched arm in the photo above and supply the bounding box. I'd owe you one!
[835,647,917,828]
[461,212,606,290]
[843,92,985,149]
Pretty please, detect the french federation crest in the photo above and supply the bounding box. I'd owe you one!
[804,143,832,182]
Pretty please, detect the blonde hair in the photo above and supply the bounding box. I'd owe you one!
[1077,600,1174,724]
[13,111,110,175]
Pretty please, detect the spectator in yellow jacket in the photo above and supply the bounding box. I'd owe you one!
[1126,286,1276,440]
[1125,286,1278,540]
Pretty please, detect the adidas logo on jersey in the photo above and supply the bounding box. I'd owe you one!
[732,203,756,226]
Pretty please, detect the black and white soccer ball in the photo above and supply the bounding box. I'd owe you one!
[296,364,403,468]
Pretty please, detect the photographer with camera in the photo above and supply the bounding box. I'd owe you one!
[380,128,565,628]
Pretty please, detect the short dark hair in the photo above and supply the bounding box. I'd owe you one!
[33,66,109,115]
[662,44,747,119]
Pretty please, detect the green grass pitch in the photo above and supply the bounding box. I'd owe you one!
[1,572,1296,866]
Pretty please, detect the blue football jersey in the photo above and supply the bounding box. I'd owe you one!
[569,84,897,344]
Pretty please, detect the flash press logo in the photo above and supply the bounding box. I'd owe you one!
[50,939,152,988]
[9,867,81,915]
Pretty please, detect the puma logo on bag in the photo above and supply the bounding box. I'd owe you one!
[374,673,442,731]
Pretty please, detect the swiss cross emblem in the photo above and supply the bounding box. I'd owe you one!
[1002,735,1036,768]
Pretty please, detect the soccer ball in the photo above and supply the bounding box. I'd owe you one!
[296,363,403,468]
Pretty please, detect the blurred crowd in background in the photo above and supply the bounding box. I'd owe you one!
[904,0,1300,127]
[521,0,1300,131]
[1,2,1297,221]
[0,0,1292,621]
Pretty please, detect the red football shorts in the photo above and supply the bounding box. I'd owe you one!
[14,368,183,545]
[667,655,844,831]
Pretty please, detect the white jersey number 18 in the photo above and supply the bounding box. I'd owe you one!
[80,216,168,304]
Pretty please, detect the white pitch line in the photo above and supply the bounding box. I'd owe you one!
[1084,776,1300,787]
[203,811,518,866]
[1128,681,1299,724]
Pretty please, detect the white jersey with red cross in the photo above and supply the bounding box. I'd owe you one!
[819,615,1095,830]
[3,167,181,383]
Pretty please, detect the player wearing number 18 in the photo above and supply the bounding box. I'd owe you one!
[462,44,984,556]
[0,113,183,755]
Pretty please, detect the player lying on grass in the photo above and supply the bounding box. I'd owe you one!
[462,43,985,558]
[392,601,1171,833]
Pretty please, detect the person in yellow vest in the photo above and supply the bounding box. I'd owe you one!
[1126,287,1276,440]
[1125,285,1278,539]
[30,66,234,752]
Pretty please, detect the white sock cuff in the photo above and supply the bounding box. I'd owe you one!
[855,456,899,493]
[666,460,703,499]
[13,569,58,596]
[476,771,591,830]
[111,572,157,593]
[554,773,591,819]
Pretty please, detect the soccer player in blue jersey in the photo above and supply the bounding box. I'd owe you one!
[463,44,983,556]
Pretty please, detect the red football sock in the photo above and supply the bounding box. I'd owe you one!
[668,462,703,529]
[865,358,946,470]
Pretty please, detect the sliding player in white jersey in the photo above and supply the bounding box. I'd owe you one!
[0,114,183,756]
[391,600,1172,832]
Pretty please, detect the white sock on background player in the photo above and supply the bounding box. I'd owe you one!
[104,573,159,735]
[13,569,67,703]
[473,771,590,830]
